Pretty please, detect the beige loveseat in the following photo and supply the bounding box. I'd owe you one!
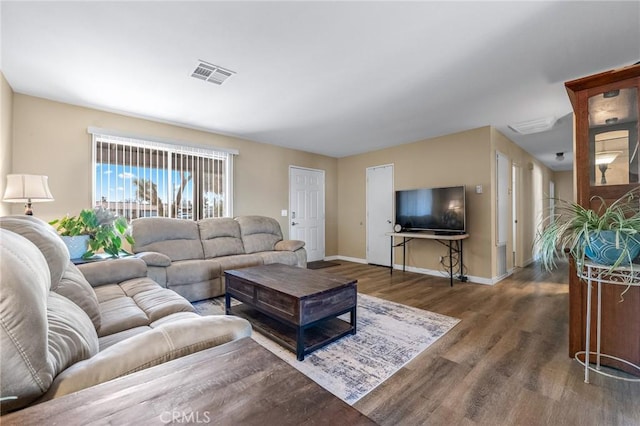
[132,215,306,302]
[0,216,251,414]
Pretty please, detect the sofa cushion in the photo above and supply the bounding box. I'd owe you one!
[275,239,305,252]
[256,251,299,266]
[46,293,99,374]
[121,278,195,322]
[56,263,102,330]
[42,317,252,401]
[78,257,147,287]
[215,253,264,272]
[135,251,172,267]
[95,295,149,337]
[236,216,283,254]
[0,215,70,290]
[132,217,204,261]
[92,276,196,337]
[0,229,54,412]
[149,311,202,327]
[165,259,222,286]
[199,217,246,258]
[98,326,150,351]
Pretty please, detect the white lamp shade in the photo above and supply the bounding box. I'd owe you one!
[595,151,623,166]
[3,174,54,202]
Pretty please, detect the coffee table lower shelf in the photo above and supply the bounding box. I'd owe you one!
[230,304,355,360]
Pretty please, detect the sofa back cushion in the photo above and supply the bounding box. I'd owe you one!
[235,216,283,254]
[0,230,98,413]
[132,217,204,261]
[198,218,245,259]
[0,215,70,290]
[1,229,53,412]
[56,264,102,330]
[47,293,99,376]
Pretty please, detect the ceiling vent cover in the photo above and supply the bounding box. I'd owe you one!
[508,116,557,135]
[191,60,235,85]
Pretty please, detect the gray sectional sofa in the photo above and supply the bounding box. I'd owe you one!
[132,215,306,302]
[0,216,251,413]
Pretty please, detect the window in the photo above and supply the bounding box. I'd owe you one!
[90,129,235,221]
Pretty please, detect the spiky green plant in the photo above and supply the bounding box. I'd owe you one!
[536,186,640,272]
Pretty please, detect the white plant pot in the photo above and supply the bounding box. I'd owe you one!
[61,235,90,259]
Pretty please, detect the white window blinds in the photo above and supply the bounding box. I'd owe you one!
[90,130,234,221]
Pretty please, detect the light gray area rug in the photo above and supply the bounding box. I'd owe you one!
[194,294,459,405]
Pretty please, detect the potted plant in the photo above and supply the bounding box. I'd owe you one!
[536,187,640,273]
[50,207,135,259]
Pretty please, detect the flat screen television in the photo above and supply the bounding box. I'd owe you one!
[395,186,466,234]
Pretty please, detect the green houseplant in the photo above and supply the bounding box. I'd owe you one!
[50,207,135,259]
[536,187,640,273]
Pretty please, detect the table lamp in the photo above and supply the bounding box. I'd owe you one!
[3,174,54,215]
[595,151,622,185]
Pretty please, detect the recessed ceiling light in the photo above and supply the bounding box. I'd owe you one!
[191,60,235,85]
[508,116,557,135]
[556,152,565,161]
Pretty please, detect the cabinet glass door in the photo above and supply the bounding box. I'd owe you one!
[588,87,639,187]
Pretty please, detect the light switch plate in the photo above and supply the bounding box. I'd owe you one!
[281,209,288,217]
[476,185,483,194]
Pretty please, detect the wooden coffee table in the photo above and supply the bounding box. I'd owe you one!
[225,263,357,360]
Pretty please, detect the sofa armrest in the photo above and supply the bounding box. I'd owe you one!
[77,257,147,287]
[135,251,172,267]
[41,315,252,400]
[274,240,305,252]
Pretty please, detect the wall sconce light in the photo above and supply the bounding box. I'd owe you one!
[2,174,54,215]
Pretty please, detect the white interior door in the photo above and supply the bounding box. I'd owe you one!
[289,166,325,262]
[366,164,394,266]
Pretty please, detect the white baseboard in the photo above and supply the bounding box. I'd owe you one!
[332,257,495,285]
[399,265,497,285]
[331,255,367,264]
[328,255,511,285]
[522,257,535,267]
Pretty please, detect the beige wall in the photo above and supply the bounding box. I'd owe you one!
[9,92,558,279]
[0,72,13,216]
[492,128,555,268]
[10,94,339,255]
[338,127,493,280]
[335,126,554,282]
[554,170,574,203]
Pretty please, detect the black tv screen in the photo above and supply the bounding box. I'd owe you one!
[395,186,466,233]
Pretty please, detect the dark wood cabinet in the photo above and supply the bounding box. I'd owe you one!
[565,63,640,375]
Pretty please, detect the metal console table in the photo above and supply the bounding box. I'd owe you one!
[576,261,640,383]
[387,232,469,287]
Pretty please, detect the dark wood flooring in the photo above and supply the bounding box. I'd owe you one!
[315,261,640,426]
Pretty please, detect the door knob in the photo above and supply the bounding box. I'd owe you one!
[292,221,299,226]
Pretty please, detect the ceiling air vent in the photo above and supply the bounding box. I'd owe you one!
[508,116,557,135]
[191,61,235,85]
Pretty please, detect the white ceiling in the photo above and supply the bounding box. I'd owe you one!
[2,1,639,171]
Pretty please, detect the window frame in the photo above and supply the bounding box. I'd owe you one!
[89,127,236,220]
